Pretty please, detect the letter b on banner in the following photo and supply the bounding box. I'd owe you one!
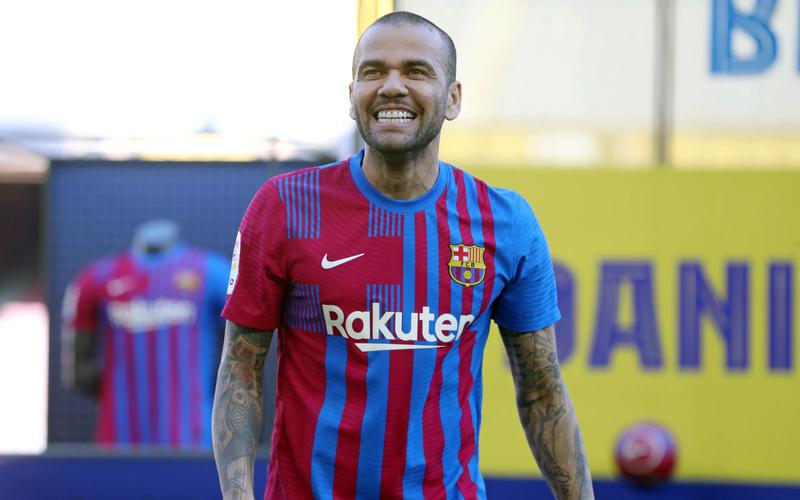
[711,0,779,74]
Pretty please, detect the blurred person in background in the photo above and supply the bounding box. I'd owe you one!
[213,11,593,500]
[62,220,229,449]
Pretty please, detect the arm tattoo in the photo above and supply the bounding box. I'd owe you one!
[500,325,594,499]
[212,321,273,500]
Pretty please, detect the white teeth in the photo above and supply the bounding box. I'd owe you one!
[376,110,415,120]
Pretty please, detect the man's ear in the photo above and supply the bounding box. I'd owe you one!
[444,80,462,121]
[349,82,356,120]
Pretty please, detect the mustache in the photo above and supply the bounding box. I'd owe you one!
[369,100,419,114]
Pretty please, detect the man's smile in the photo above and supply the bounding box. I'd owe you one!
[372,107,418,125]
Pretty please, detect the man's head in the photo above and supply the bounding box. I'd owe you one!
[349,11,461,157]
[352,12,457,84]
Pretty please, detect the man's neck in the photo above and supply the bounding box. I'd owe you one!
[361,144,440,201]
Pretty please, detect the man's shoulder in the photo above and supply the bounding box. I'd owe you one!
[447,162,526,212]
[256,159,350,197]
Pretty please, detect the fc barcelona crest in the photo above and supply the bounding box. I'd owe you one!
[448,244,486,287]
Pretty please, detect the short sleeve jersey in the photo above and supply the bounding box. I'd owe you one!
[62,243,229,448]
[223,150,560,499]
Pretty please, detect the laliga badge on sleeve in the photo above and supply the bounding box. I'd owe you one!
[227,231,241,294]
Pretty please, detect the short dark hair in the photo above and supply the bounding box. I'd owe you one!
[353,11,457,83]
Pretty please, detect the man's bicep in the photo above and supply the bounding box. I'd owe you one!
[221,321,274,371]
[499,325,561,398]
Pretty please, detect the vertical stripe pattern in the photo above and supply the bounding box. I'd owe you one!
[369,203,403,237]
[380,214,416,497]
[311,337,348,499]
[276,169,321,239]
[285,283,324,333]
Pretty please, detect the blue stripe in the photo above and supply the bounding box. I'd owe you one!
[441,176,464,495]
[315,285,324,332]
[310,171,317,239]
[303,172,314,238]
[178,321,191,446]
[402,214,415,332]
[276,178,284,203]
[311,336,348,499]
[298,172,305,239]
[403,211,438,497]
[134,324,150,442]
[316,170,321,238]
[280,179,291,239]
[356,350,389,498]
[292,174,299,239]
[304,171,311,239]
[114,326,130,446]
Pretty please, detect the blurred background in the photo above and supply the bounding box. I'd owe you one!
[0,0,798,498]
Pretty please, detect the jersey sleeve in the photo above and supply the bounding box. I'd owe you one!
[491,194,561,333]
[62,264,104,334]
[222,180,289,331]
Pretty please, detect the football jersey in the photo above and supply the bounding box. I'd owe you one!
[62,243,229,448]
[223,149,560,499]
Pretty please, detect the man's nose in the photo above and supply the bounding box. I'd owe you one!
[379,70,408,97]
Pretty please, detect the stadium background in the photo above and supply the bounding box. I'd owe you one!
[1,0,799,498]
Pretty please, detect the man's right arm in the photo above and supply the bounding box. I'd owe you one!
[212,320,273,500]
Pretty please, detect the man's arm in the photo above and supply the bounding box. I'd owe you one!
[72,333,101,396]
[499,325,594,499]
[212,320,273,500]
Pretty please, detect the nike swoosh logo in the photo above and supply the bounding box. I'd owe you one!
[107,276,137,296]
[321,253,365,269]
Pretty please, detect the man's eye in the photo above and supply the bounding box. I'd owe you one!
[408,68,426,76]
[362,69,381,78]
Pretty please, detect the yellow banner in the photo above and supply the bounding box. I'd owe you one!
[474,169,800,483]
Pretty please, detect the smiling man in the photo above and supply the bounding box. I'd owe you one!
[213,11,594,500]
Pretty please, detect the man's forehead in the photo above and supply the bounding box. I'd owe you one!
[354,23,447,68]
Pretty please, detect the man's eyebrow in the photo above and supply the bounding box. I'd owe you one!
[356,59,438,74]
[403,59,437,74]
[356,59,387,71]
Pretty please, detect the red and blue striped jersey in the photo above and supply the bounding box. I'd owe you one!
[223,150,560,499]
[62,243,229,449]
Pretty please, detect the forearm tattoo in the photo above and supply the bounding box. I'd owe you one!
[500,326,594,499]
[212,322,272,500]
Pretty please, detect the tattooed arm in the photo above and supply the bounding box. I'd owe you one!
[212,320,273,500]
[500,325,594,499]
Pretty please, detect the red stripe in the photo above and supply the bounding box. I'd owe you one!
[147,328,159,442]
[188,255,203,444]
[123,328,141,444]
[332,346,368,498]
[422,194,451,499]
[267,333,328,499]
[454,170,478,496]
[169,324,181,445]
[476,180,496,313]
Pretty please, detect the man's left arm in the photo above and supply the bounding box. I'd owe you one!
[499,324,594,499]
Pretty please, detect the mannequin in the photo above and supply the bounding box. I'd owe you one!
[70,219,182,397]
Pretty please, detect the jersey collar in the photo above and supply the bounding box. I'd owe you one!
[348,149,450,213]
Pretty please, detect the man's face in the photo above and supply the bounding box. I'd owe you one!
[350,23,461,155]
